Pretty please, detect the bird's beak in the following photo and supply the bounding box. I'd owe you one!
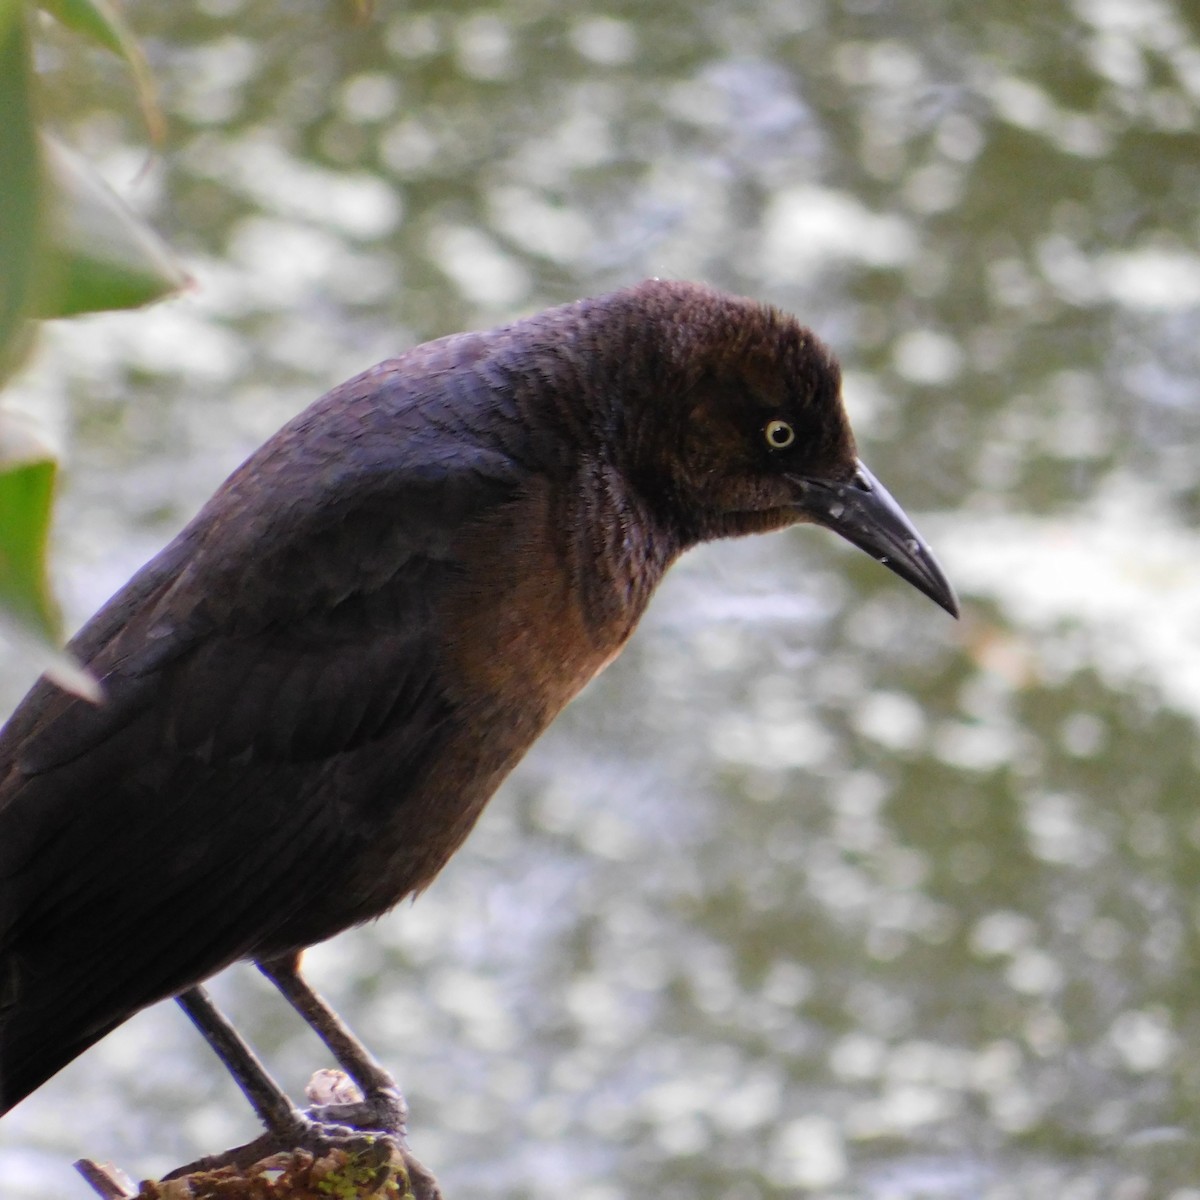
[789,459,959,617]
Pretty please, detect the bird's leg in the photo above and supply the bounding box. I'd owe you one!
[171,985,385,1179]
[257,953,408,1136]
[175,985,310,1142]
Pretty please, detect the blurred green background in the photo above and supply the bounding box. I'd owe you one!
[3,1,1200,1197]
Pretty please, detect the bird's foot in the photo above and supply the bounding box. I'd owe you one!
[304,1094,407,1136]
[303,1067,409,1137]
[164,983,436,1192]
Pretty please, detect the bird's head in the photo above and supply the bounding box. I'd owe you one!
[600,280,958,617]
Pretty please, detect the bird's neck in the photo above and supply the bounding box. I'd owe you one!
[563,457,682,642]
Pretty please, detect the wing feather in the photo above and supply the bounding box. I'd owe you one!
[0,355,524,1109]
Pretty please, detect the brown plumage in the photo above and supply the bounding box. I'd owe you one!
[0,279,955,1117]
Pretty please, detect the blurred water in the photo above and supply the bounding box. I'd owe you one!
[4,0,1200,1196]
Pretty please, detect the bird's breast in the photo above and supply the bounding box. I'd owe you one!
[442,479,647,727]
[346,475,669,909]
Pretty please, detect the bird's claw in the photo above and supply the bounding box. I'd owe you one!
[302,1068,409,1137]
[304,1085,409,1138]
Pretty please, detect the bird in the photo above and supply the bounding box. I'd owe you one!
[0,279,956,1149]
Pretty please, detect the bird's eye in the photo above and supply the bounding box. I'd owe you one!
[764,419,795,450]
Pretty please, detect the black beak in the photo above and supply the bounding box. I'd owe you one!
[790,459,959,617]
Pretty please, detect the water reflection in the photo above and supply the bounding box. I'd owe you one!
[4,0,1200,1196]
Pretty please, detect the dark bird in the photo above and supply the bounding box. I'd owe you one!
[0,280,956,1145]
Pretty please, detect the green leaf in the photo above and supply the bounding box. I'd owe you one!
[0,411,60,641]
[0,411,100,700]
[38,0,123,55]
[33,138,190,317]
[38,0,164,143]
[0,4,41,382]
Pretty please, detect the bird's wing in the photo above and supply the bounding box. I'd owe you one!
[6,346,522,774]
[0,383,522,1107]
[11,464,506,773]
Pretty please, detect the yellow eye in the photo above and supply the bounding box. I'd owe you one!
[764,419,795,450]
